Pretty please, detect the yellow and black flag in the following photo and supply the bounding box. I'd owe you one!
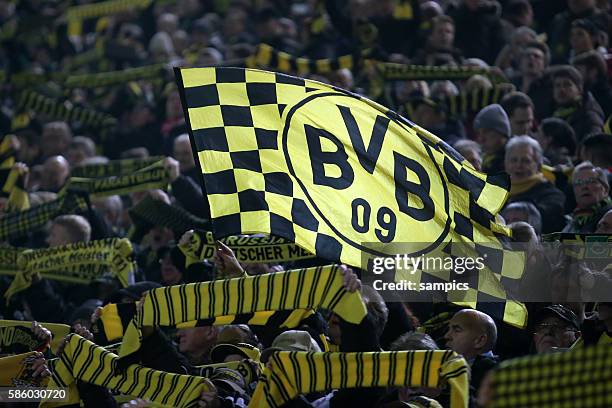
[175,67,526,327]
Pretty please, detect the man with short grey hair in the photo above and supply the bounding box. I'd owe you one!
[504,136,566,233]
[564,161,612,232]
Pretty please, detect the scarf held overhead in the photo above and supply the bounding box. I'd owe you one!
[119,265,367,359]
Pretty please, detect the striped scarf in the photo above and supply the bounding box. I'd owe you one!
[0,193,88,241]
[492,342,612,407]
[62,160,170,198]
[178,229,314,266]
[71,156,165,178]
[119,265,367,359]
[251,350,469,408]
[44,334,211,408]
[17,90,118,137]
[4,238,135,302]
[247,43,359,75]
[94,302,313,344]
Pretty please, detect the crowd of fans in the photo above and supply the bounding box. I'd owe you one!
[1,0,612,407]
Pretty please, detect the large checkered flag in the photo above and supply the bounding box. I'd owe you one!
[175,67,526,328]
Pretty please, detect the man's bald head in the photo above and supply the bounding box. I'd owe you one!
[41,155,70,192]
[444,309,497,359]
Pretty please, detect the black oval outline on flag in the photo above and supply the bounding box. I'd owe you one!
[281,91,451,257]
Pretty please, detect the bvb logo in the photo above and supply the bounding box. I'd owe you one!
[282,92,451,256]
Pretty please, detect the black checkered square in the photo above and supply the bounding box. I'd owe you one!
[291,199,319,232]
[453,212,474,240]
[215,67,246,83]
[230,151,262,172]
[238,189,269,212]
[255,128,278,150]
[275,73,305,86]
[213,213,242,236]
[469,200,493,228]
[264,172,293,196]
[192,128,229,152]
[247,83,278,106]
[315,233,342,262]
[184,84,220,107]
[203,170,238,194]
[221,106,253,127]
[270,213,296,242]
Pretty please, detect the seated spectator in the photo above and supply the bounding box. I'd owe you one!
[47,215,92,247]
[504,136,566,233]
[473,104,510,174]
[569,19,600,60]
[580,133,612,170]
[411,15,462,66]
[532,305,581,354]
[176,325,219,365]
[536,117,577,166]
[411,95,465,145]
[41,121,73,160]
[510,41,553,120]
[501,201,543,236]
[573,50,612,116]
[453,139,482,171]
[563,161,612,232]
[444,309,498,393]
[500,91,535,136]
[552,65,604,141]
[38,155,70,193]
[65,136,96,168]
[447,0,505,65]
[495,26,538,74]
[173,134,199,184]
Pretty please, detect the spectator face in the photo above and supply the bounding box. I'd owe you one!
[553,77,581,105]
[509,107,534,136]
[460,148,482,171]
[65,147,88,168]
[570,27,594,54]
[160,253,182,285]
[533,316,579,353]
[176,326,217,358]
[477,129,506,155]
[173,137,195,173]
[40,156,70,192]
[505,145,539,183]
[503,209,528,224]
[444,312,485,359]
[595,210,612,233]
[46,224,71,247]
[41,123,72,158]
[573,168,609,209]
[430,22,454,49]
[520,48,545,77]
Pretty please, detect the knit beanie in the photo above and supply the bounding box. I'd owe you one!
[473,104,511,138]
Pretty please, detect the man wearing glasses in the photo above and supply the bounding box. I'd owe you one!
[563,161,612,233]
[532,305,581,354]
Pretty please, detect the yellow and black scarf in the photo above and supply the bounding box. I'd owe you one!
[62,160,170,198]
[491,342,612,407]
[43,334,211,408]
[178,229,314,266]
[119,265,366,359]
[251,350,469,408]
[0,193,88,241]
[4,238,135,302]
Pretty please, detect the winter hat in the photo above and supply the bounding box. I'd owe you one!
[474,104,511,138]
